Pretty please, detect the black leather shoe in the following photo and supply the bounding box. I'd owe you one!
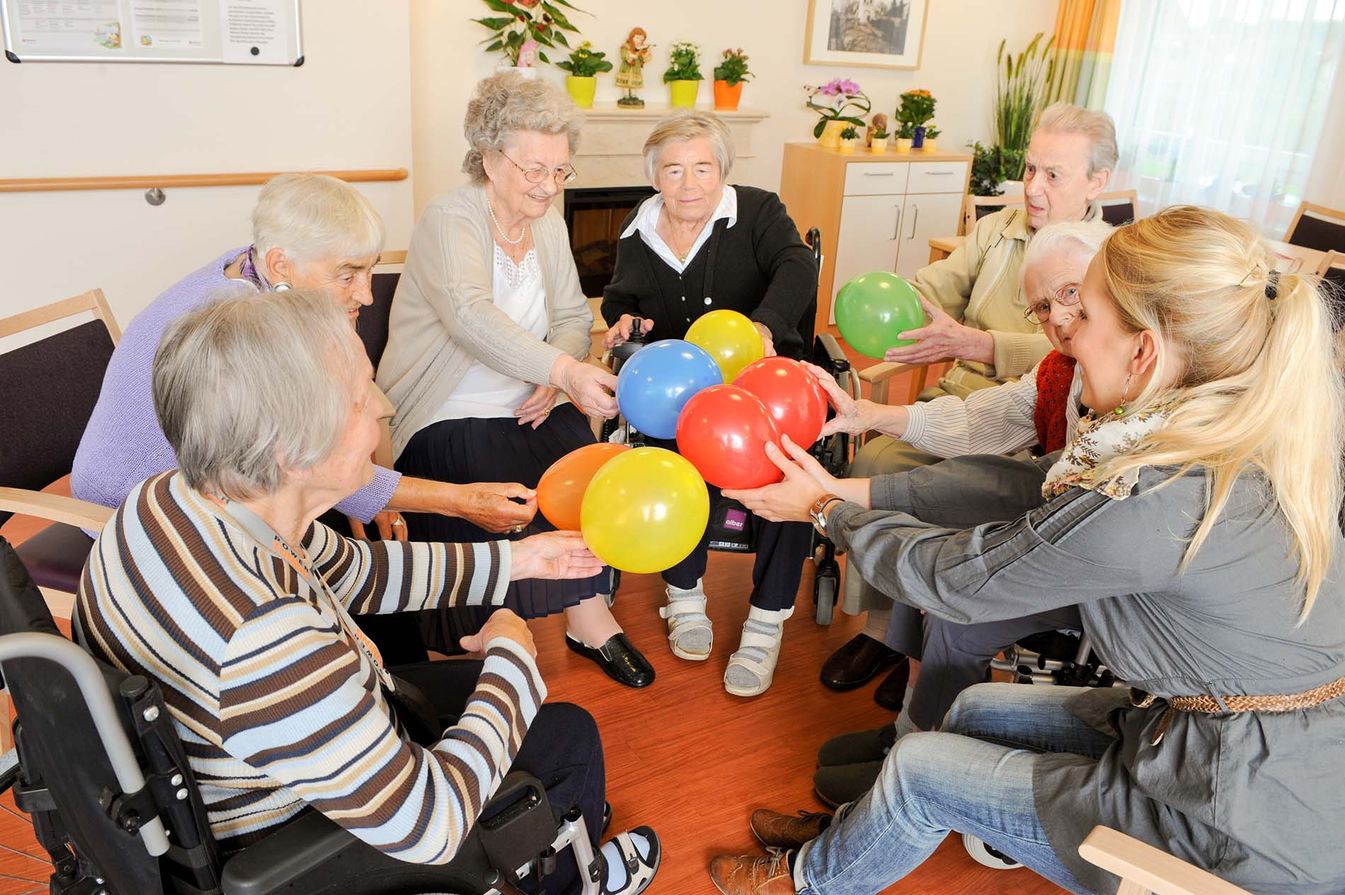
[873,657,911,711]
[820,634,905,690]
[566,633,655,688]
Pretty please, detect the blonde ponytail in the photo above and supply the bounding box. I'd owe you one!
[1093,206,1343,618]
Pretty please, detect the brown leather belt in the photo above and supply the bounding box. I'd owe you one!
[1130,674,1345,745]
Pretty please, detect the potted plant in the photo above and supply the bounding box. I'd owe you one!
[473,0,588,71]
[895,121,915,153]
[896,88,936,149]
[664,40,704,108]
[839,125,862,153]
[805,78,871,150]
[993,32,1056,180]
[867,112,890,153]
[922,125,941,152]
[712,47,751,111]
[557,40,612,108]
[967,141,1007,196]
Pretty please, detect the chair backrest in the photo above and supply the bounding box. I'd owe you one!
[961,193,1025,235]
[1098,189,1140,227]
[1285,201,1345,253]
[0,291,119,527]
[356,251,405,372]
[0,538,223,895]
[1318,251,1345,333]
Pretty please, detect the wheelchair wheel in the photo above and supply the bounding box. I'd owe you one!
[813,559,838,626]
[962,833,1024,870]
[606,568,621,606]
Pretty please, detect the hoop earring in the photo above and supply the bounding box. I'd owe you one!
[1114,374,1132,417]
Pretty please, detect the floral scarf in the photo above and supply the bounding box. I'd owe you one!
[1042,404,1172,500]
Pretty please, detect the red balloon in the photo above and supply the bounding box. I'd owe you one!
[733,357,828,448]
[537,442,630,530]
[675,384,784,489]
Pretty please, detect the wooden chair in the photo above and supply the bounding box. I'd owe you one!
[960,193,1025,236]
[1285,201,1345,253]
[1078,826,1251,895]
[1098,188,1140,226]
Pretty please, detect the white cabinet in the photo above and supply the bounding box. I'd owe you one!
[895,192,964,280]
[833,195,903,322]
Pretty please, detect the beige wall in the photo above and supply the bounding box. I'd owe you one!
[0,0,414,323]
[410,0,1058,213]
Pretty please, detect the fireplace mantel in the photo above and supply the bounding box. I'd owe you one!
[570,104,770,189]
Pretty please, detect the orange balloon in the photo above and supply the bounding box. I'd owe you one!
[537,443,630,530]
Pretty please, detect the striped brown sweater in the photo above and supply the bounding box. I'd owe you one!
[75,471,546,863]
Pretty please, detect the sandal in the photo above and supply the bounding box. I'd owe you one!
[600,826,661,895]
[724,608,793,698]
[660,584,713,661]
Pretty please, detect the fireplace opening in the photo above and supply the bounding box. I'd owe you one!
[564,185,656,298]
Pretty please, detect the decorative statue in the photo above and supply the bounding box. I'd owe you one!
[866,112,889,146]
[615,27,653,107]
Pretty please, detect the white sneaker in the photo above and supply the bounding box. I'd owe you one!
[660,581,713,660]
[724,607,794,697]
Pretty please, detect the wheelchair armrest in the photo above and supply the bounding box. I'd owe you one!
[221,810,363,895]
[0,488,113,532]
[812,334,851,377]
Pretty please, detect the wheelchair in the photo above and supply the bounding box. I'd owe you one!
[0,538,600,895]
[597,228,860,625]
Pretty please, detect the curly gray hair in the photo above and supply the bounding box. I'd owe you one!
[461,72,583,184]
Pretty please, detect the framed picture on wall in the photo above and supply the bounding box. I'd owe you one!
[804,0,928,70]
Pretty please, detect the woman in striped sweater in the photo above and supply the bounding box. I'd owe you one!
[75,290,660,894]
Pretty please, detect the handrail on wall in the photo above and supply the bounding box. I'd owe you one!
[0,168,408,194]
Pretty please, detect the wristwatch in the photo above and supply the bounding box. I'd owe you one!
[809,493,846,536]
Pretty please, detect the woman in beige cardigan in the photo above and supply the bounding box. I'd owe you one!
[377,74,656,690]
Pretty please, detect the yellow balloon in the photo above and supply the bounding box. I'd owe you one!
[580,447,710,574]
[685,309,765,383]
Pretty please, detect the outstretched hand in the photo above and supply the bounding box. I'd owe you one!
[511,530,605,581]
[882,294,994,366]
[723,435,836,523]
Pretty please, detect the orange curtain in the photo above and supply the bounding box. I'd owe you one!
[1046,0,1122,109]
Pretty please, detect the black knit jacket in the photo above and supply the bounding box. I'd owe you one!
[600,186,818,359]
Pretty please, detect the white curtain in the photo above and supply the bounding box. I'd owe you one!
[1105,0,1345,237]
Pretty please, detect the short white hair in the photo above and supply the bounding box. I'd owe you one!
[462,72,583,184]
[643,110,735,182]
[1034,102,1119,177]
[153,289,362,501]
[1024,218,1113,271]
[252,173,385,267]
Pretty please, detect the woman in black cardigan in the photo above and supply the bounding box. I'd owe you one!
[602,110,818,698]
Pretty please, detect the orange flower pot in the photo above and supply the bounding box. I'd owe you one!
[713,79,743,111]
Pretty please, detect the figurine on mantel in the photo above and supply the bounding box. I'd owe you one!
[615,27,653,107]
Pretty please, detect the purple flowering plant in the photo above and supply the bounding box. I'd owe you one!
[805,78,872,138]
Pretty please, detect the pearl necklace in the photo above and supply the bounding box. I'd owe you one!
[487,197,528,246]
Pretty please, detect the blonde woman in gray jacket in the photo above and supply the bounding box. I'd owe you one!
[377,74,656,692]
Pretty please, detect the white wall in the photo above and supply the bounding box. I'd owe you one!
[409,0,1058,212]
[0,0,414,324]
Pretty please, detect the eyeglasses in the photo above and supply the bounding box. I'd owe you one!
[500,150,577,185]
[1024,284,1082,322]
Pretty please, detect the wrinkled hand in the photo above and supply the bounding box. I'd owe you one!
[800,361,874,437]
[516,384,560,429]
[552,354,618,419]
[723,436,836,523]
[455,482,537,533]
[349,511,408,542]
[605,314,654,348]
[882,295,993,366]
[511,530,605,581]
[753,322,776,358]
[459,609,536,658]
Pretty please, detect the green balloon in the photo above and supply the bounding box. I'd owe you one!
[834,272,926,359]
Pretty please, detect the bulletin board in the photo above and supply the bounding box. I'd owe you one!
[2,0,302,64]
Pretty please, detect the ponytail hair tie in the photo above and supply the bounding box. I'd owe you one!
[1266,270,1280,301]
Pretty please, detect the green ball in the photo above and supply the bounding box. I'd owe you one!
[834,272,925,359]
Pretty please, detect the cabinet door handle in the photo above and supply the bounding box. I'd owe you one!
[907,203,920,240]
[922,171,956,175]
[863,171,897,176]
[891,205,902,240]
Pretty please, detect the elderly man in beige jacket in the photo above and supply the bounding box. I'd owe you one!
[823,102,1119,704]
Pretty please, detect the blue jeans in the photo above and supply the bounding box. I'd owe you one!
[797,683,1116,894]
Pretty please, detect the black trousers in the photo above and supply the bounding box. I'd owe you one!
[646,436,813,610]
[390,658,605,894]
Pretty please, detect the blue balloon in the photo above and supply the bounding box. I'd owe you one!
[617,339,723,439]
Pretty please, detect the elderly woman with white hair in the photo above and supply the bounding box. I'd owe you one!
[77,290,662,895]
[600,110,819,697]
[377,73,655,689]
[71,172,536,664]
[823,102,1122,709]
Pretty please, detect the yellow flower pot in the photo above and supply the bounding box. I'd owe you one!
[565,75,597,109]
[668,79,700,108]
[922,138,939,152]
[895,137,913,153]
[817,119,847,149]
[869,137,888,153]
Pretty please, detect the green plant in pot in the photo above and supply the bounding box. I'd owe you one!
[473,0,587,69]
[557,40,612,108]
[664,40,704,108]
[896,88,936,149]
[712,47,751,110]
[967,141,1006,196]
[805,78,871,148]
[868,112,890,152]
[839,125,861,153]
[923,125,941,152]
[895,120,915,152]
[993,31,1056,180]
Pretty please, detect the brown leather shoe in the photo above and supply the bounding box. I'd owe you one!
[820,634,904,690]
[709,851,796,895]
[749,809,829,850]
